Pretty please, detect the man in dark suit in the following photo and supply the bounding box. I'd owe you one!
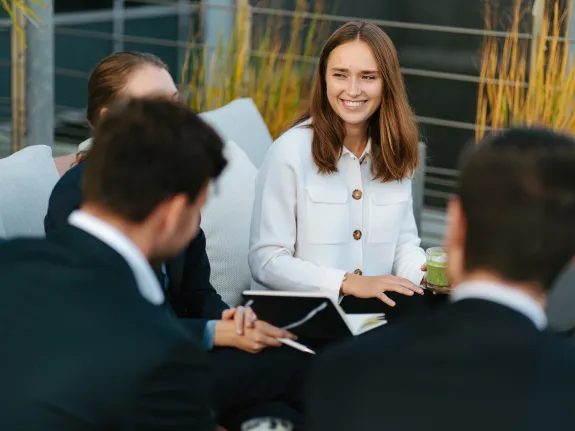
[0,99,227,430]
[307,128,575,431]
[45,139,307,427]
[46,165,233,340]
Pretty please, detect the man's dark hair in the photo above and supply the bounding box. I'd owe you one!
[82,98,227,222]
[458,128,575,290]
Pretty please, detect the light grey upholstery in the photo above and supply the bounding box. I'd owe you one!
[0,145,60,238]
[413,142,427,234]
[199,98,273,168]
[546,267,575,335]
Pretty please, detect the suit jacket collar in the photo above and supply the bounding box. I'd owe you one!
[68,210,164,306]
[47,224,131,271]
[451,280,547,330]
[78,137,92,152]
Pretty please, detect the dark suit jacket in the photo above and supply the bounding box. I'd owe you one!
[45,162,229,340]
[0,227,215,430]
[308,298,575,431]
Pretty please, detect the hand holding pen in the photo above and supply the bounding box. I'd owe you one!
[221,300,259,335]
[243,299,315,355]
[214,300,302,354]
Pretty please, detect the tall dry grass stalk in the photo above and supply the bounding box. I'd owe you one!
[181,0,328,139]
[476,0,575,142]
[2,0,45,46]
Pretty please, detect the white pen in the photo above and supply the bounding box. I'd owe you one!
[278,337,316,355]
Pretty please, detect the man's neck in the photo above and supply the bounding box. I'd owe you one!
[79,203,153,260]
[459,270,547,308]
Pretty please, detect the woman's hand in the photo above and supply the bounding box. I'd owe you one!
[341,273,424,307]
[420,263,428,289]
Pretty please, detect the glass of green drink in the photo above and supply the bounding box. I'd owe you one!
[425,247,451,293]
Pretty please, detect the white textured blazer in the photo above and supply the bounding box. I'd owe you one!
[248,121,426,303]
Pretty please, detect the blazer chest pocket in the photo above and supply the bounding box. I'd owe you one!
[368,190,409,244]
[304,186,350,245]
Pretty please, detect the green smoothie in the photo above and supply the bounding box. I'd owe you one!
[426,260,449,287]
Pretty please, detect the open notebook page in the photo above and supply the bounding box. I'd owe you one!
[344,313,387,335]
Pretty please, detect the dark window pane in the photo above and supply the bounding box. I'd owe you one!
[55,0,113,13]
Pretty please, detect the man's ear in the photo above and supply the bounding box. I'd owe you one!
[99,106,109,119]
[445,195,465,248]
[160,194,190,238]
[445,195,467,285]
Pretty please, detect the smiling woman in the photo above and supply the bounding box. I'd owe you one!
[248,21,428,321]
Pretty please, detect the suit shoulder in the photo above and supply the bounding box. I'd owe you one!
[543,332,575,362]
[0,237,52,260]
[48,162,83,208]
[313,324,407,379]
[54,161,84,190]
[45,163,85,232]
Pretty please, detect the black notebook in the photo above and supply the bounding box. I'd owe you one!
[242,291,386,340]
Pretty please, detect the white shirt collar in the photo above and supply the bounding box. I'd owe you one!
[68,210,164,305]
[451,281,547,330]
[342,138,372,161]
[78,137,92,152]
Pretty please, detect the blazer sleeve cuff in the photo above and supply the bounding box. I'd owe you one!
[403,264,426,287]
[322,269,347,303]
[201,320,218,351]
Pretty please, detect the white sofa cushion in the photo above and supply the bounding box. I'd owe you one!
[0,145,60,238]
[200,140,256,307]
[199,98,273,168]
[546,266,575,333]
[78,98,273,169]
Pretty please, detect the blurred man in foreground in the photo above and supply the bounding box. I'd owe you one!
[0,99,226,430]
[308,128,575,431]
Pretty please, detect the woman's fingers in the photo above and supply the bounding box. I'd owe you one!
[378,292,396,307]
[384,276,424,295]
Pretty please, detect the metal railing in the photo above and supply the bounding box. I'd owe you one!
[2,0,560,202]
[0,4,513,136]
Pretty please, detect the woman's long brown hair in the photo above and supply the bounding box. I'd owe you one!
[75,52,167,165]
[293,20,420,182]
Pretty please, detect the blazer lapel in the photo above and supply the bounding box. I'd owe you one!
[165,252,185,315]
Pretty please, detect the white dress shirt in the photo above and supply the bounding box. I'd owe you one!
[69,210,165,305]
[451,280,547,330]
[249,121,426,302]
